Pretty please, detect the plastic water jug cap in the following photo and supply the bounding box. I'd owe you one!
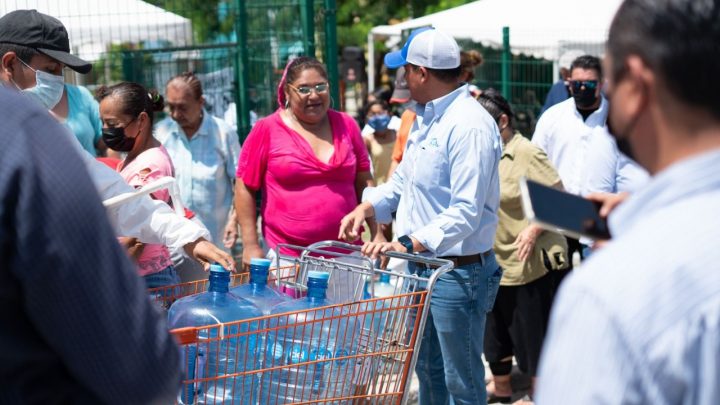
[209,264,228,273]
[307,270,330,280]
[250,258,272,267]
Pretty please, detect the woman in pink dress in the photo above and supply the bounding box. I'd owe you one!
[97,82,180,288]
[235,56,379,268]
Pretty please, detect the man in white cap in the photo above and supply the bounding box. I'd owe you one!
[0,9,234,271]
[340,27,503,405]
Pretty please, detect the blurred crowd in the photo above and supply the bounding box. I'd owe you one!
[2,0,720,404]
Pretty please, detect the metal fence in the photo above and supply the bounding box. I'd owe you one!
[371,26,607,135]
[2,0,338,141]
[2,2,606,138]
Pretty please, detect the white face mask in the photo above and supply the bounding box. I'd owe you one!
[14,58,64,109]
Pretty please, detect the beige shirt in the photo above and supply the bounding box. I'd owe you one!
[495,133,569,285]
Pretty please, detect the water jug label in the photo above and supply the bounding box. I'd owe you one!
[309,347,332,362]
[289,344,308,363]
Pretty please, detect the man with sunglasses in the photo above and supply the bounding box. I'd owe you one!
[537,0,720,402]
[531,55,617,273]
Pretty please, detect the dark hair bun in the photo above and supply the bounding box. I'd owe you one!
[148,89,165,112]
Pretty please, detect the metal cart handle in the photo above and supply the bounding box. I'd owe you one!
[306,240,455,270]
[102,176,185,217]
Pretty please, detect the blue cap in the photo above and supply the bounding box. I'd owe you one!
[384,27,434,69]
[250,258,272,267]
[307,271,330,281]
[209,263,228,273]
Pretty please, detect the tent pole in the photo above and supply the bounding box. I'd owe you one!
[368,32,375,93]
[501,26,510,99]
[301,0,316,57]
[324,0,340,108]
[235,0,250,142]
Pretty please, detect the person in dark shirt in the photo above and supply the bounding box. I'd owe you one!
[0,86,181,403]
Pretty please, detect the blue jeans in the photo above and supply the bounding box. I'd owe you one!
[410,254,502,405]
[143,265,181,289]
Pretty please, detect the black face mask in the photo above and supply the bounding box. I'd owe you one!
[606,111,638,162]
[573,87,598,109]
[102,127,136,152]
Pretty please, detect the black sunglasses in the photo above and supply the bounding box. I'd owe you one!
[569,80,599,91]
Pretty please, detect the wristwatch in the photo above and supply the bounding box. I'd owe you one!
[398,235,414,254]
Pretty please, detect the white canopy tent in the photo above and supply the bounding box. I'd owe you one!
[368,0,623,91]
[0,0,193,62]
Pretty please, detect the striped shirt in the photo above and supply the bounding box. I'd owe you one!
[537,149,720,404]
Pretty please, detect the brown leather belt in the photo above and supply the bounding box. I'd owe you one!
[418,250,493,269]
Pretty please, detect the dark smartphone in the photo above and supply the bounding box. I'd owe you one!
[519,177,611,240]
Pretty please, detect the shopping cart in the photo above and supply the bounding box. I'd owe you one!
[159,241,453,405]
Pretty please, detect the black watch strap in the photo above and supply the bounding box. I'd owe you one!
[398,235,414,254]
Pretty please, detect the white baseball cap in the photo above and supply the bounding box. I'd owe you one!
[385,28,460,70]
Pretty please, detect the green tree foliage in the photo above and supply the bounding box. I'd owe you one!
[147,0,235,43]
[335,0,475,49]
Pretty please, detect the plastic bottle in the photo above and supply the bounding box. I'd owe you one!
[260,271,360,404]
[168,264,262,405]
[231,258,290,315]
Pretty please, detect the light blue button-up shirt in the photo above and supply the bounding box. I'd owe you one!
[363,84,501,256]
[537,149,720,404]
[155,111,240,246]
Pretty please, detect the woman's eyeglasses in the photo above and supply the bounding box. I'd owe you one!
[288,83,329,96]
[569,80,598,91]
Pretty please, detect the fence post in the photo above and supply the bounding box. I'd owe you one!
[501,26,510,99]
[235,0,250,142]
[301,0,316,57]
[323,0,340,107]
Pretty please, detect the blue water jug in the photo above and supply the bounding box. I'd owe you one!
[168,264,262,404]
[363,272,396,330]
[362,272,403,376]
[231,258,290,315]
[260,271,360,404]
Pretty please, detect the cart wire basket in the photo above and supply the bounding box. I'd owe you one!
[151,241,453,404]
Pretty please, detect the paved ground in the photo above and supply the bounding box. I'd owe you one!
[405,360,531,404]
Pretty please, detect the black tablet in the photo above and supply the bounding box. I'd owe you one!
[519,177,611,241]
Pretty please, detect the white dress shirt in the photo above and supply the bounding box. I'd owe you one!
[582,125,650,195]
[532,97,610,195]
[363,84,501,256]
[63,127,209,251]
[537,149,720,404]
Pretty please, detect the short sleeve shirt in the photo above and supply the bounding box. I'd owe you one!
[63,85,102,156]
[236,109,370,255]
[118,146,175,276]
[495,133,567,285]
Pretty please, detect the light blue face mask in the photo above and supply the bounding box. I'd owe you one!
[14,58,65,109]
